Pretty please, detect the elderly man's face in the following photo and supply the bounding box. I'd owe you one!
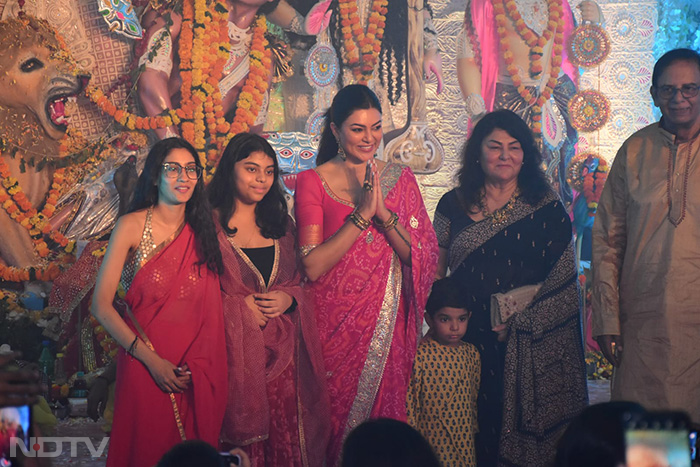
[651,60,700,131]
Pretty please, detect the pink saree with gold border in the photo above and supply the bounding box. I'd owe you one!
[295,163,438,465]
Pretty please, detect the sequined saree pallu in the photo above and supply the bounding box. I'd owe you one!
[295,163,439,465]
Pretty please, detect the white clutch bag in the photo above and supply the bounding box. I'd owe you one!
[490,283,542,328]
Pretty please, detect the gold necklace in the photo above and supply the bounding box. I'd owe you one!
[480,188,520,226]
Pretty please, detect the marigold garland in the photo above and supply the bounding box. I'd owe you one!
[582,161,608,212]
[86,85,182,132]
[90,315,119,360]
[338,0,388,84]
[85,0,272,171]
[493,0,564,134]
[224,17,271,144]
[0,156,75,256]
[566,152,609,214]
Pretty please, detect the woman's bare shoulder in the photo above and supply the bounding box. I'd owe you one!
[112,211,147,244]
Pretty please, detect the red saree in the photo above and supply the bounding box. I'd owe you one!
[107,224,227,467]
[218,220,330,467]
[294,163,439,465]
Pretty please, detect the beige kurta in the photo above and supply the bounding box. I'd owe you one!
[592,122,700,422]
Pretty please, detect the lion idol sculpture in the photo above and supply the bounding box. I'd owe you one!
[0,15,88,272]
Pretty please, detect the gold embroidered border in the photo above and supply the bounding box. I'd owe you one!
[343,254,403,437]
[125,304,187,441]
[379,163,403,198]
[295,336,310,467]
[300,223,323,254]
[314,168,355,207]
[299,244,318,257]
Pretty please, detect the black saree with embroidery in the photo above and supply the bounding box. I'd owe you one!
[434,188,588,467]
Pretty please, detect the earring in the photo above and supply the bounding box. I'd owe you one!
[337,144,347,161]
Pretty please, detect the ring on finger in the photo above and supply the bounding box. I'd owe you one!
[363,182,373,191]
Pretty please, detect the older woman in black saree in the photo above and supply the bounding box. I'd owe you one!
[433,110,588,467]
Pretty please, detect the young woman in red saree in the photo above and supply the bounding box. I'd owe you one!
[208,133,330,467]
[91,138,227,467]
[294,85,439,465]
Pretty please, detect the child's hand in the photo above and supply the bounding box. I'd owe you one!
[255,291,293,319]
[244,294,269,327]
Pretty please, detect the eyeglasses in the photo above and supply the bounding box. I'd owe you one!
[162,162,202,180]
[655,84,700,100]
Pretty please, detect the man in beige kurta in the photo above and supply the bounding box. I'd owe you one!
[592,49,700,423]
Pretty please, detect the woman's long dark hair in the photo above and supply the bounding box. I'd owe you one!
[315,84,382,166]
[129,137,222,274]
[457,109,551,210]
[207,133,288,239]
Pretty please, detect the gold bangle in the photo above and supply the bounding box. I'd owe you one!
[349,211,371,230]
[375,210,399,231]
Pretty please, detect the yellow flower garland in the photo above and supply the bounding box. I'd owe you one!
[85,0,272,172]
[493,0,564,134]
[338,0,388,84]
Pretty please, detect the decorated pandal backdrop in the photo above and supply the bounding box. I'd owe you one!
[0,0,698,384]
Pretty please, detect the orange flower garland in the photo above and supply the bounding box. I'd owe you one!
[90,316,119,360]
[0,158,75,261]
[182,0,271,166]
[493,0,564,134]
[86,85,182,132]
[582,159,608,213]
[85,0,272,171]
[566,152,609,215]
[338,0,388,84]
[225,17,271,142]
[0,257,70,283]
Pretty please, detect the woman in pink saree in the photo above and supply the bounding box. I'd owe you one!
[91,138,227,467]
[294,85,439,465]
[208,133,330,467]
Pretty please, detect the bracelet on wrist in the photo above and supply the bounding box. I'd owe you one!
[127,336,139,358]
[465,93,486,118]
[349,210,371,231]
[375,210,399,232]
